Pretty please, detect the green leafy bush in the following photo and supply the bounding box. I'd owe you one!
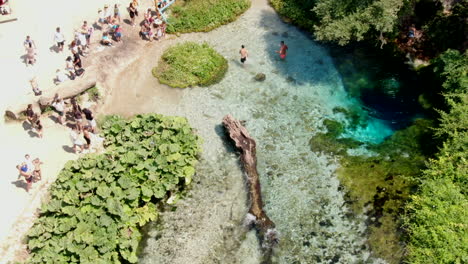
[26,114,201,264]
[403,179,468,264]
[153,42,228,88]
[270,0,318,31]
[166,0,250,33]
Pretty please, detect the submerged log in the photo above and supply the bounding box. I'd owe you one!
[222,115,278,256]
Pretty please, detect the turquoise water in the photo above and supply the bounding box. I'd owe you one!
[102,1,408,263]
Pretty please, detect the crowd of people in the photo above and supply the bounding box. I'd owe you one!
[15,0,174,192]
[24,0,170,95]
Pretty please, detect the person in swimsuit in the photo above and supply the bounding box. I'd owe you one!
[30,77,42,96]
[276,40,288,60]
[17,163,33,192]
[128,2,137,26]
[32,158,43,181]
[239,45,248,65]
[25,42,36,65]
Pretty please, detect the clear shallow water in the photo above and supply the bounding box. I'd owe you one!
[104,0,390,263]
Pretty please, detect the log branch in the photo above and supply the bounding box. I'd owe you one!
[222,115,278,255]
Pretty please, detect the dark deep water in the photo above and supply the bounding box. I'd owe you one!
[329,44,426,139]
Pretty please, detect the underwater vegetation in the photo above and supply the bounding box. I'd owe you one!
[310,107,436,263]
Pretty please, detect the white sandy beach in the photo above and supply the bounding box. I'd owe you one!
[0,0,155,262]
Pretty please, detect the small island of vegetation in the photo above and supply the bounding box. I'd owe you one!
[153,42,228,88]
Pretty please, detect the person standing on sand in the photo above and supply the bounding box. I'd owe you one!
[239,45,248,65]
[17,163,33,193]
[33,116,43,138]
[128,2,138,26]
[51,94,65,125]
[54,27,65,52]
[70,125,84,153]
[276,40,288,60]
[25,42,36,66]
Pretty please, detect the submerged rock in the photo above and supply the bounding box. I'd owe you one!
[254,73,266,82]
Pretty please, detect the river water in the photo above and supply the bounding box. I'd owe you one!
[101,0,401,263]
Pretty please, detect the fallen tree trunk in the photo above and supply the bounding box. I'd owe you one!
[222,115,278,257]
[4,69,97,120]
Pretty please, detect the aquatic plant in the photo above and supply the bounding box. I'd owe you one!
[166,0,250,33]
[153,42,228,88]
[25,114,201,263]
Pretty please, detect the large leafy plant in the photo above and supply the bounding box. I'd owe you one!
[26,114,200,263]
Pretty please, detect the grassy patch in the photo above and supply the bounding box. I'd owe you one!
[167,0,250,33]
[153,42,228,88]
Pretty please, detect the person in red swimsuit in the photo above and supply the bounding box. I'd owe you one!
[276,40,288,59]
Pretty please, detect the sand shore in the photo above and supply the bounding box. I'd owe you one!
[0,0,157,262]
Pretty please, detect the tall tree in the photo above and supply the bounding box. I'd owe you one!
[312,0,405,45]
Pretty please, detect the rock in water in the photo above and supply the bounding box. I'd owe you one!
[254,73,266,82]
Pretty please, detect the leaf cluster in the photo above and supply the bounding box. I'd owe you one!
[153,42,228,88]
[26,114,201,263]
[166,0,250,33]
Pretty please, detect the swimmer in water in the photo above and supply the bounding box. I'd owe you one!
[276,40,288,59]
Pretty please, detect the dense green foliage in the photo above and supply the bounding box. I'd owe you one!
[432,50,468,94]
[403,50,467,263]
[166,0,250,33]
[271,0,404,45]
[404,179,467,263]
[26,114,200,263]
[153,42,228,88]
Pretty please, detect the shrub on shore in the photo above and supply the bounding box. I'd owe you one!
[166,0,250,33]
[153,42,228,88]
[25,114,201,264]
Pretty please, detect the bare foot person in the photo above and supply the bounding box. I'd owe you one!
[51,94,65,125]
[239,45,248,65]
[17,163,33,193]
[54,27,65,52]
[69,126,84,153]
[32,158,43,181]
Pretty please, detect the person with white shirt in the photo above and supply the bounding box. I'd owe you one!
[53,27,65,52]
[51,94,66,125]
[55,69,69,84]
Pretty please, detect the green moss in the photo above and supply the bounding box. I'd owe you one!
[310,117,434,263]
[153,42,228,88]
[336,119,434,263]
[167,0,250,33]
